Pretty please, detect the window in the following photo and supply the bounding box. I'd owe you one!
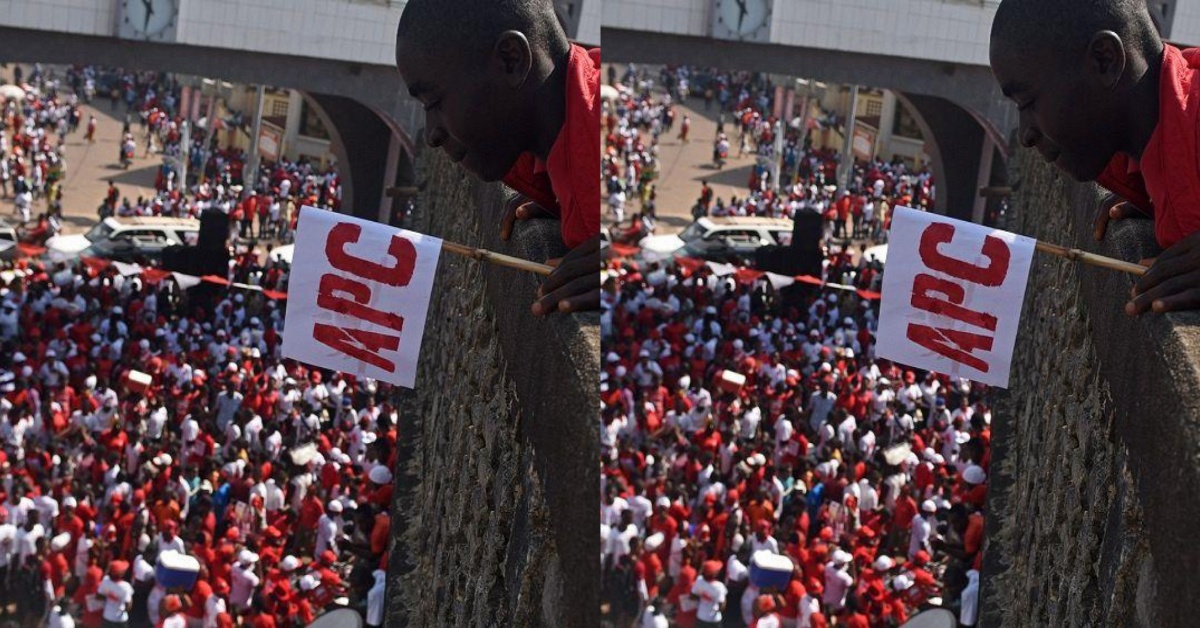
[299,101,331,141]
[893,104,924,140]
[270,99,289,118]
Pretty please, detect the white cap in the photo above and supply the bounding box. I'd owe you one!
[11,352,25,363]
[238,550,259,564]
[62,496,77,509]
[832,549,852,565]
[300,574,319,591]
[921,499,938,513]
[644,532,665,552]
[327,500,344,513]
[369,466,392,484]
[606,352,620,363]
[655,496,670,509]
[893,574,914,591]
[280,555,300,572]
[963,465,987,485]
[873,555,895,571]
[956,431,972,445]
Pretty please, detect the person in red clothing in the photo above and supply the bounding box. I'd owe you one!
[395,0,601,316]
[992,0,1200,314]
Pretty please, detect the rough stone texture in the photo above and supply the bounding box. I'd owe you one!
[981,147,1200,626]
[385,146,599,627]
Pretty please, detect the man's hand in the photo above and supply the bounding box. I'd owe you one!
[532,235,602,316]
[1093,196,1146,241]
[1126,230,1200,315]
[500,196,554,242]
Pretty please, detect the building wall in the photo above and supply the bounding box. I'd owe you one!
[386,146,599,627]
[603,0,1000,66]
[981,145,1200,627]
[1170,0,1200,46]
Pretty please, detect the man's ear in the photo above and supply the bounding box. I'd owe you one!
[492,31,533,89]
[1085,30,1127,89]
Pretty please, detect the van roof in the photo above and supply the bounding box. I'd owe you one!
[103,217,201,228]
[697,216,794,228]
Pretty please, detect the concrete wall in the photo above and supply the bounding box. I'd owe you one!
[0,0,404,65]
[980,147,1200,626]
[603,0,1000,66]
[386,146,600,626]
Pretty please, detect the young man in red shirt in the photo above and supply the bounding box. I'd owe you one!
[395,0,600,316]
[991,0,1200,314]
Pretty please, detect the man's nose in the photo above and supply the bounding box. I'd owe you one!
[1018,118,1041,149]
[424,122,446,149]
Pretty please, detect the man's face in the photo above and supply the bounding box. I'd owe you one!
[395,40,525,182]
[990,38,1118,182]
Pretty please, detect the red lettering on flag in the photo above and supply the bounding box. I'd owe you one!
[910,274,998,332]
[905,324,993,372]
[317,274,405,333]
[325,222,417,287]
[918,223,1011,287]
[313,324,400,372]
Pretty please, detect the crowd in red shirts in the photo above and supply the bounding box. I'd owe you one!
[0,222,394,626]
[600,240,989,626]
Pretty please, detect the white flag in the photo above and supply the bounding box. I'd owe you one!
[876,207,1035,388]
[282,207,441,389]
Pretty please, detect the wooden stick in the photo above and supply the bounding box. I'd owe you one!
[440,240,555,276]
[1035,241,1148,276]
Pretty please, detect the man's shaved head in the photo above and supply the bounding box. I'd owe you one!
[992,0,1160,62]
[396,0,568,59]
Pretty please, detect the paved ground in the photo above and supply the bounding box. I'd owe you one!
[608,76,764,236]
[4,63,160,236]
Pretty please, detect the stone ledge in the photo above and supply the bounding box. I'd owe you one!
[473,182,601,628]
[1072,190,1200,627]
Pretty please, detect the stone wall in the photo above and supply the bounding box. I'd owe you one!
[980,148,1200,626]
[385,148,600,627]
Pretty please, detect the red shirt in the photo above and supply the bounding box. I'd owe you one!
[1097,45,1200,248]
[501,45,600,249]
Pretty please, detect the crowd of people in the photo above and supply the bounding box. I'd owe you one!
[600,248,989,627]
[0,243,394,627]
[1,63,72,231]
[0,64,385,627]
[601,65,986,628]
[602,65,938,248]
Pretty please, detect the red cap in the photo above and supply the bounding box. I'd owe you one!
[264,526,282,539]
[702,560,723,579]
[818,527,834,541]
[108,560,130,579]
[757,595,776,613]
[726,489,739,503]
[913,550,930,566]
[225,528,241,541]
[320,550,337,566]
[213,578,230,595]
[163,595,183,613]
[162,520,178,533]
[756,520,772,534]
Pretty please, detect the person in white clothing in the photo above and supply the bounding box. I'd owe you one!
[366,568,387,627]
[95,561,134,625]
[691,561,728,628]
[909,500,937,559]
[229,550,261,612]
[314,501,343,559]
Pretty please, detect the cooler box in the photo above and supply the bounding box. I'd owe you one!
[749,551,794,589]
[124,370,152,395]
[717,370,746,394]
[156,551,200,589]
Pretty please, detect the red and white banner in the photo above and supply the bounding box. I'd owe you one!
[876,207,1035,388]
[282,207,441,389]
